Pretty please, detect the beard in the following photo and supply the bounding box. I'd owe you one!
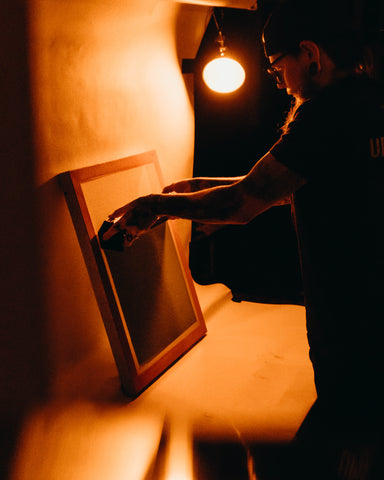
[280,96,305,135]
[281,74,319,134]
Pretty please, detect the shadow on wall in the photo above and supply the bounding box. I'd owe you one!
[0,3,49,479]
[174,3,212,108]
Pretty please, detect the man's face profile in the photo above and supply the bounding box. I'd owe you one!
[268,48,319,102]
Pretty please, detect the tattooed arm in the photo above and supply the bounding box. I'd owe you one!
[103,152,306,245]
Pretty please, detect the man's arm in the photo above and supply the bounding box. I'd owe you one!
[155,153,304,222]
[103,152,306,244]
[162,176,243,194]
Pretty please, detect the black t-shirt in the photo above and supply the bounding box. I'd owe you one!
[270,75,383,408]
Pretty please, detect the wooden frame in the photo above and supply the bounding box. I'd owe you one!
[60,151,206,396]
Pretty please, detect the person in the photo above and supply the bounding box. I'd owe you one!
[104,1,383,477]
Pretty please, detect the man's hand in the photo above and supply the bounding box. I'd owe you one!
[102,195,160,247]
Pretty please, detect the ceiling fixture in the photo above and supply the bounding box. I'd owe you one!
[202,9,246,94]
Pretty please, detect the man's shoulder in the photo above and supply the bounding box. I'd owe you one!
[292,75,383,130]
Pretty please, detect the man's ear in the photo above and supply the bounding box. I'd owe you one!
[299,40,321,75]
[299,40,321,63]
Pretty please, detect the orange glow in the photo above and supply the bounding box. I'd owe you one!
[203,57,245,93]
[164,418,194,480]
[9,402,165,480]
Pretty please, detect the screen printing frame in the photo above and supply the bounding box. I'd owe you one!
[60,150,206,396]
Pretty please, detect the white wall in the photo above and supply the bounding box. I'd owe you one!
[1,1,208,474]
[30,0,202,183]
[28,0,209,397]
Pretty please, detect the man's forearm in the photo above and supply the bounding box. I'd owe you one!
[152,182,263,225]
[105,153,305,240]
[188,176,244,191]
[163,176,244,194]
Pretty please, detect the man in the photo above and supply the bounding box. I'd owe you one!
[104,1,383,477]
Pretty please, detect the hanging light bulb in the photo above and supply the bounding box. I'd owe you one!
[202,13,245,94]
[203,56,246,94]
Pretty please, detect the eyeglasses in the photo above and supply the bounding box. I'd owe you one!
[266,52,288,84]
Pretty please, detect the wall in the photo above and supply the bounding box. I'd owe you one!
[1,0,209,475]
[30,0,209,395]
